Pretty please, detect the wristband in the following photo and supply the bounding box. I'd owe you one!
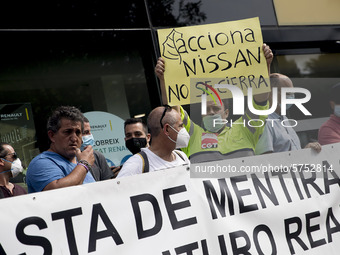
[78,159,92,173]
[77,163,89,172]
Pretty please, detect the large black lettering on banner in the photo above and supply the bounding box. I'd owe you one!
[131,193,163,239]
[162,224,277,255]
[16,216,52,255]
[88,203,124,252]
[163,185,197,230]
[51,207,82,255]
[285,207,340,255]
[131,185,197,239]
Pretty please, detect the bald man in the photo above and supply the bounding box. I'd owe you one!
[117,106,190,177]
[255,73,321,154]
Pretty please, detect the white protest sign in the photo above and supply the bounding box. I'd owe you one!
[0,144,339,254]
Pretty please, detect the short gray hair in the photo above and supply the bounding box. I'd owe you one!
[47,106,84,134]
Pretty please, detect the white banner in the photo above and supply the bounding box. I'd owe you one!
[1,144,340,255]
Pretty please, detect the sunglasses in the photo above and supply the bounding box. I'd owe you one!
[5,152,18,160]
[160,105,172,129]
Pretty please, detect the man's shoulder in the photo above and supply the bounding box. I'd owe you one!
[121,149,151,168]
[268,112,280,119]
[173,149,190,167]
[264,113,282,131]
[117,152,144,177]
[93,149,106,160]
[29,151,51,165]
[29,151,65,165]
[173,149,189,160]
[28,151,73,173]
[93,149,104,155]
[141,147,154,156]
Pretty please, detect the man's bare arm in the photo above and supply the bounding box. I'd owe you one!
[253,43,274,103]
[43,146,95,191]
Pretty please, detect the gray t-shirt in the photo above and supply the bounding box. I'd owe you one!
[255,112,301,154]
[90,150,114,181]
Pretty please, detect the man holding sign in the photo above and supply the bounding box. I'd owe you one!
[155,18,273,163]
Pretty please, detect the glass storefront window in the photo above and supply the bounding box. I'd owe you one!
[0,1,149,28]
[274,50,340,146]
[147,0,277,27]
[0,30,157,156]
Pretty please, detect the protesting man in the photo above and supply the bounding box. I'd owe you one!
[0,142,26,198]
[117,106,190,177]
[155,44,273,163]
[27,106,95,193]
[255,73,321,154]
[111,118,151,177]
[124,118,151,154]
[82,117,114,181]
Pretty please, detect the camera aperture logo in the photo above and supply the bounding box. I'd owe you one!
[200,83,312,128]
[198,83,223,113]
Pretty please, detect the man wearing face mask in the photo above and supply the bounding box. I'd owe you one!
[117,106,190,177]
[82,117,114,181]
[110,118,150,178]
[255,73,321,154]
[0,142,27,198]
[155,44,273,163]
[124,118,150,155]
[318,83,340,145]
[111,118,151,178]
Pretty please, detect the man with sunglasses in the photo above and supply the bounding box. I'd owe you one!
[0,142,27,198]
[117,106,190,177]
[26,106,95,193]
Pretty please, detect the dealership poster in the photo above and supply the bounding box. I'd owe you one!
[0,103,37,168]
[157,17,270,106]
[0,143,339,254]
[84,111,131,167]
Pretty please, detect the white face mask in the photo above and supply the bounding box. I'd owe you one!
[202,114,225,133]
[334,105,340,117]
[167,125,190,148]
[1,158,23,178]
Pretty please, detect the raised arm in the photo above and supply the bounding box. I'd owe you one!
[155,57,180,113]
[264,43,273,75]
[254,43,273,103]
[155,57,167,105]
